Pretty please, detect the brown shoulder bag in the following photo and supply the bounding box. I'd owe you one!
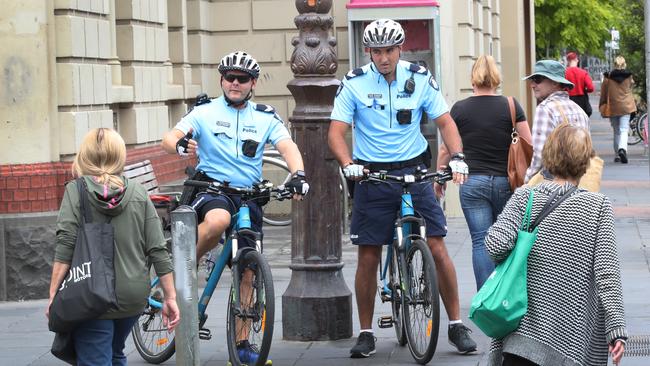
[506,96,533,191]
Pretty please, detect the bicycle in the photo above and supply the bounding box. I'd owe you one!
[629,112,648,146]
[366,167,452,364]
[261,149,349,229]
[131,180,293,366]
[261,150,292,226]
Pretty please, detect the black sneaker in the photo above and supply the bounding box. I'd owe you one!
[614,156,621,163]
[350,332,376,358]
[448,323,477,354]
[618,149,628,164]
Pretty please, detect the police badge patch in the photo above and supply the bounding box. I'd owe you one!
[428,76,439,91]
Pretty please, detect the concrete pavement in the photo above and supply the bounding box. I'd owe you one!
[1,106,649,365]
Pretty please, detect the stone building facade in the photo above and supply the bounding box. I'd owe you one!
[0,0,534,300]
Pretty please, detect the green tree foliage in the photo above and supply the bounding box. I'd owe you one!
[616,0,645,102]
[535,0,646,102]
[535,0,618,59]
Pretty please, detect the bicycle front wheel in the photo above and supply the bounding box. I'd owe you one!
[226,250,275,366]
[402,239,440,364]
[132,281,176,364]
[388,244,407,346]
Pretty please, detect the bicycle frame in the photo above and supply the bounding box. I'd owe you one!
[380,189,427,304]
[147,202,262,320]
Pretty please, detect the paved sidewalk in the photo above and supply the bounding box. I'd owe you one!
[1,104,649,365]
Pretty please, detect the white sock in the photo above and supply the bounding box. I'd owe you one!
[360,329,374,334]
[449,320,463,326]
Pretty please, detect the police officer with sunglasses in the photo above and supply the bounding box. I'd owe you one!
[161,50,309,364]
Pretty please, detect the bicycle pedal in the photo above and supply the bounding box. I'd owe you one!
[377,315,394,329]
[199,327,212,340]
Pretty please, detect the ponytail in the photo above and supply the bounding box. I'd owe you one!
[72,128,126,189]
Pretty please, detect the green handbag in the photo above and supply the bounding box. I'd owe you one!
[469,186,577,339]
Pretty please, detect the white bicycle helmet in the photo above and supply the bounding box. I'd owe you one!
[362,19,405,48]
[218,51,261,78]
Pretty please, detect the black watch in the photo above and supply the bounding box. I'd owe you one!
[293,170,305,178]
[451,152,466,160]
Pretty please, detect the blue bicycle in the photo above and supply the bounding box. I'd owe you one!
[131,180,292,365]
[368,167,452,364]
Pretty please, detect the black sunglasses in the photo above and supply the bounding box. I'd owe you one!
[529,75,548,84]
[223,74,252,84]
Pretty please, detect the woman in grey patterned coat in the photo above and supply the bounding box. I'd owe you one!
[484,124,627,366]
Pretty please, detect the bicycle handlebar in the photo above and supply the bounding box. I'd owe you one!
[363,168,453,185]
[183,180,293,200]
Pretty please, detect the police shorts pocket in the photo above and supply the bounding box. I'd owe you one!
[242,139,260,158]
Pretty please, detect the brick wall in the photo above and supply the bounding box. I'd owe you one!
[0,162,70,214]
[0,147,195,214]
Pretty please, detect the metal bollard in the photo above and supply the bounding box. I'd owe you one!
[171,206,199,366]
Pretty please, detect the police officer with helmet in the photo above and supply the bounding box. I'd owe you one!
[162,51,309,365]
[328,19,477,357]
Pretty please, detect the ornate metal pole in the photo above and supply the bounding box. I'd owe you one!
[282,0,352,341]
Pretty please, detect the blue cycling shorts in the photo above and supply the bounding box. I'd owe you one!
[350,165,447,246]
[190,192,263,248]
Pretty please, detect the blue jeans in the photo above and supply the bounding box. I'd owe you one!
[610,114,631,152]
[459,175,512,290]
[73,315,139,366]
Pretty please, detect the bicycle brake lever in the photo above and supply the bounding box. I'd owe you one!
[435,168,453,184]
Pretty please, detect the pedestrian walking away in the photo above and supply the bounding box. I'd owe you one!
[599,55,637,164]
[328,18,477,359]
[484,124,627,366]
[436,55,531,290]
[522,60,589,183]
[47,128,180,366]
[161,50,309,365]
[564,51,594,117]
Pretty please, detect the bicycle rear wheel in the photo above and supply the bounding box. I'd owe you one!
[132,279,176,364]
[388,245,407,346]
[226,250,275,366]
[402,239,440,364]
[262,156,292,226]
[629,115,643,145]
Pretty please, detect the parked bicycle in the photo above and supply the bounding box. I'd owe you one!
[368,167,452,364]
[261,150,292,226]
[629,111,648,146]
[131,180,292,366]
[261,149,349,229]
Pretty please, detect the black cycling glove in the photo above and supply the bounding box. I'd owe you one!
[286,170,309,196]
[176,131,193,156]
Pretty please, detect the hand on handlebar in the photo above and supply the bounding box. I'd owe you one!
[343,163,365,180]
[449,153,468,184]
[286,173,309,200]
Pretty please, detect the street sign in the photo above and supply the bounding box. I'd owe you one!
[611,29,620,50]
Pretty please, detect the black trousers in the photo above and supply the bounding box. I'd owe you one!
[502,353,539,366]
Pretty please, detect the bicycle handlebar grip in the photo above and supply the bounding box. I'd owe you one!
[184,180,211,188]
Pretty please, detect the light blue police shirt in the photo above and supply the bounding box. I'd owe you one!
[330,60,448,162]
[175,97,291,187]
